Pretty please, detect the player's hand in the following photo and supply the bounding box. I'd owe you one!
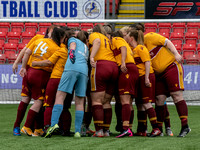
[19,68,26,78]
[175,53,183,63]
[121,63,127,73]
[90,57,96,68]
[32,61,36,67]
[12,63,18,74]
[145,78,151,87]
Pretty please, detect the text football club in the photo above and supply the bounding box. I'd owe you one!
[0,0,105,19]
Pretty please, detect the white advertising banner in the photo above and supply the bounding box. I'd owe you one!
[0,0,105,20]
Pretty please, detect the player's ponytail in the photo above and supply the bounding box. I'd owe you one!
[129,30,144,45]
[103,25,113,39]
[51,27,66,46]
[137,30,144,45]
[64,30,74,46]
[129,23,145,33]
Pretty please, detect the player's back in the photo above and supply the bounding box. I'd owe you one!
[65,37,89,76]
[133,45,154,76]
[29,38,60,72]
[49,47,68,78]
[89,32,116,62]
[112,37,135,66]
[144,32,175,74]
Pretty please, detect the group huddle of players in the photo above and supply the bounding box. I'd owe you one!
[12,23,191,138]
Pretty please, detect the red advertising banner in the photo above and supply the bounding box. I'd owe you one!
[145,0,200,19]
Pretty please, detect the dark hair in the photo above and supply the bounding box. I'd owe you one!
[93,24,107,36]
[61,26,71,31]
[77,31,87,44]
[64,30,74,45]
[44,24,61,38]
[112,30,124,38]
[129,30,144,45]
[51,27,66,46]
[44,28,49,38]
[104,23,112,29]
[69,27,81,32]
[129,23,145,32]
[83,30,89,39]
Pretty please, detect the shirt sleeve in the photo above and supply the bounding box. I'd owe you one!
[89,33,100,45]
[137,45,151,62]
[26,35,43,48]
[27,41,36,53]
[48,50,60,64]
[68,37,76,47]
[152,33,166,46]
[115,37,127,50]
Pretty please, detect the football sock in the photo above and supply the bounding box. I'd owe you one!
[44,106,53,127]
[164,104,171,128]
[115,102,122,128]
[155,105,166,132]
[146,107,158,129]
[103,108,112,131]
[24,109,38,128]
[129,110,134,130]
[137,110,147,132]
[75,110,84,133]
[122,104,131,130]
[175,100,188,128]
[84,112,93,128]
[34,107,44,129]
[51,104,63,127]
[92,105,104,131]
[59,109,72,132]
[14,101,28,128]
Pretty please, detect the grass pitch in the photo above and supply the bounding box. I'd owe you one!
[0,104,199,150]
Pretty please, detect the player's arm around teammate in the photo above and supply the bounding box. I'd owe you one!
[31,30,74,136]
[145,32,189,137]
[12,26,56,136]
[12,25,56,74]
[130,23,174,136]
[13,25,62,136]
[138,24,190,137]
[19,27,66,136]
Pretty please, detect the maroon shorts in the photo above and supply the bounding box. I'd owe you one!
[44,77,74,108]
[43,78,60,107]
[135,73,156,104]
[90,60,119,95]
[21,66,31,97]
[118,63,139,97]
[155,62,184,97]
[27,67,51,100]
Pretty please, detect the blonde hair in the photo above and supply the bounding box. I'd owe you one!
[103,24,113,35]
[120,26,130,36]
